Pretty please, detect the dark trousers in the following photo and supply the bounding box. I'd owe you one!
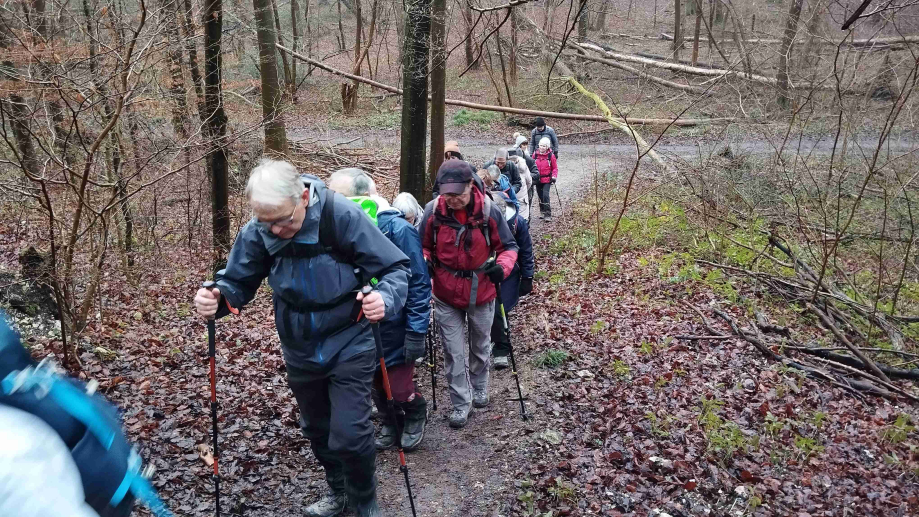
[491,303,511,358]
[372,362,417,406]
[537,183,551,217]
[288,350,377,502]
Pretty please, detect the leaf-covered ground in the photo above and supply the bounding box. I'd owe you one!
[3,143,918,516]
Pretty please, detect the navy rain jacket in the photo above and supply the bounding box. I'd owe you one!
[499,206,534,312]
[214,176,410,372]
[376,209,431,367]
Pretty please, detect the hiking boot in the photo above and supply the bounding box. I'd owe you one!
[370,404,379,420]
[351,495,382,517]
[473,389,490,408]
[448,406,472,429]
[493,355,509,370]
[400,395,427,451]
[304,492,347,517]
[374,423,396,450]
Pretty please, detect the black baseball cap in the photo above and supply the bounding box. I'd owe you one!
[436,160,473,194]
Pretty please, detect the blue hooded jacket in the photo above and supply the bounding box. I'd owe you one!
[376,209,432,367]
[214,176,410,372]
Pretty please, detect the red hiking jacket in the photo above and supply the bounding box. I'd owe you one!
[534,149,558,184]
[420,187,519,309]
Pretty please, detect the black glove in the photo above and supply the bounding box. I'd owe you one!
[403,332,426,363]
[425,258,434,278]
[484,263,504,284]
[519,277,533,296]
[551,177,557,184]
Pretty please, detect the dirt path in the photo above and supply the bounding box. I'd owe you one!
[372,145,604,517]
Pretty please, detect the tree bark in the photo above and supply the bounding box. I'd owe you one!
[578,0,588,41]
[509,7,518,85]
[254,0,289,155]
[290,0,300,101]
[776,0,803,109]
[463,0,478,69]
[427,0,446,189]
[593,0,608,31]
[203,0,231,263]
[2,88,40,177]
[341,0,362,113]
[691,0,702,65]
[672,0,682,61]
[270,0,293,95]
[399,0,431,202]
[181,0,206,123]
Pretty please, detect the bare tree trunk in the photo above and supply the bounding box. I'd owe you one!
[593,0,608,30]
[509,7,518,85]
[399,0,431,202]
[181,0,206,123]
[495,23,513,107]
[337,0,346,51]
[270,0,293,96]
[691,0,702,65]
[341,0,362,113]
[254,0,289,155]
[776,0,803,109]
[578,0,588,41]
[203,0,231,264]
[428,0,446,188]
[463,0,478,70]
[725,1,752,77]
[673,0,682,61]
[291,0,300,101]
[1,63,40,177]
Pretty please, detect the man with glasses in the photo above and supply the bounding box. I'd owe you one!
[420,161,518,429]
[193,159,409,517]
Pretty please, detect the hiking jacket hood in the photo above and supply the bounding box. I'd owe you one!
[376,209,431,367]
[534,149,558,184]
[528,125,559,157]
[420,186,519,309]
[214,175,410,371]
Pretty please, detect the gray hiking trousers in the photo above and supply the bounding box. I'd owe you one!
[434,297,496,413]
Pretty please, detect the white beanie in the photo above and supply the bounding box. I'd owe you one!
[539,137,551,148]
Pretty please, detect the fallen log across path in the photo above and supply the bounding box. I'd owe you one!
[276,44,735,127]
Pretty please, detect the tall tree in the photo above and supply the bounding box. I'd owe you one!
[290,0,301,101]
[253,0,289,155]
[462,0,478,70]
[203,0,231,262]
[341,0,363,113]
[428,0,446,184]
[672,0,682,60]
[691,0,702,65]
[399,0,432,202]
[509,7,518,85]
[578,0,588,41]
[777,0,803,108]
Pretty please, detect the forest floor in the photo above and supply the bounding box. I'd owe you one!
[3,129,919,517]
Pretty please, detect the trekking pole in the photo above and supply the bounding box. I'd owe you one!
[427,311,438,411]
[493,283,528,421]
[202,281,221,517]
[361,286,418,517]
[553,182,563,212]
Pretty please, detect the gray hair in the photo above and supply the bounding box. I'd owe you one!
[392,192,423,228]
[494,148,509,160]
[486,164,502,182]
[246,159,305,208]
[491,192,507,213]
[329,168,375,197]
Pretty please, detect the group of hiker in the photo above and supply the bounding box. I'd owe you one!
[0,119,561,517]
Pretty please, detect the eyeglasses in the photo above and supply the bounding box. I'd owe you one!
[256,200,301,231]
